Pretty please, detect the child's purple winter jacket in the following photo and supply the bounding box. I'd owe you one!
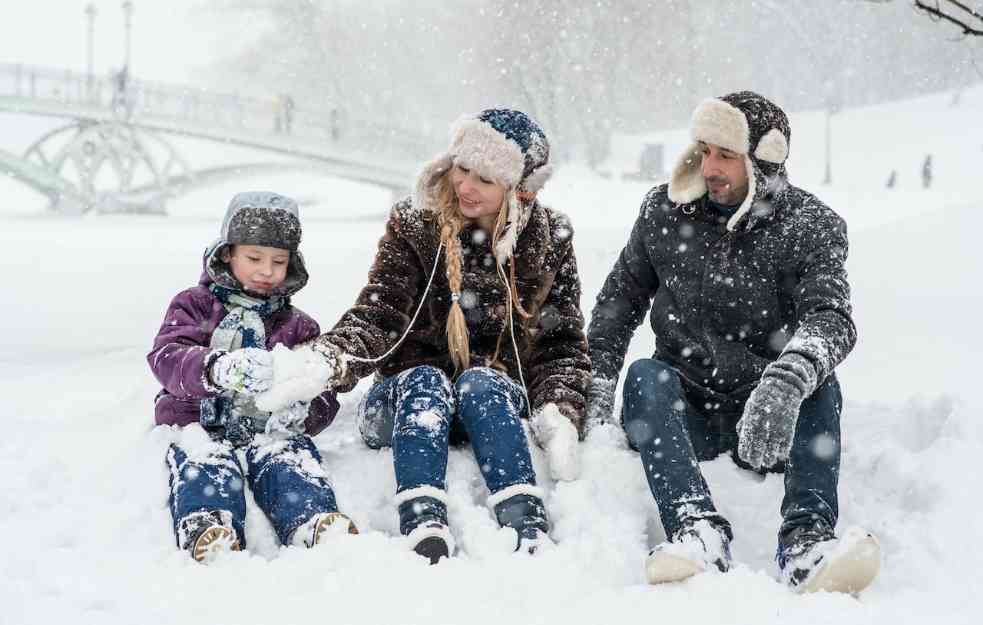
[147,270,339,436]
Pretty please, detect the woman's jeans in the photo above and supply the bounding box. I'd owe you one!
[358,365,545,536]
[359,365,536,493]
[621,358,841,548]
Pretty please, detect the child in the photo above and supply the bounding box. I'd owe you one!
[148,191,357,563]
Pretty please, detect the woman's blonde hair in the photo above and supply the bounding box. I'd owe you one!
[434,170,530,373]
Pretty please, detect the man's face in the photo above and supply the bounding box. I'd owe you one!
[699,142,749,206]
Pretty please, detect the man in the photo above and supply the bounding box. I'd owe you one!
[586,91,879,593]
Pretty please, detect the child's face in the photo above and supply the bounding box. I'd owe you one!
[222,244,290,294]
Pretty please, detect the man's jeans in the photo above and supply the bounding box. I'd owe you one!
[621,358,841,546]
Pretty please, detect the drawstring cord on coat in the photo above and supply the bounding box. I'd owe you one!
[343,237,531,410]
[344,240,445,366]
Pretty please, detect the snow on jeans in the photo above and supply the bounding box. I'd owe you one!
[166,434,339,547]
[621,358,841,547]
[358,365,540,532]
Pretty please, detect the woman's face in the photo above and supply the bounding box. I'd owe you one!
[450,163,506,224]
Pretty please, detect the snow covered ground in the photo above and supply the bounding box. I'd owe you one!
[1,86,981,625]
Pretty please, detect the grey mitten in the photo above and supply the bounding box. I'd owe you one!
[737,353,818,469]
[210,348,275,395]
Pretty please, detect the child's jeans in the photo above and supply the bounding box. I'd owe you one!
[166,433,339,547]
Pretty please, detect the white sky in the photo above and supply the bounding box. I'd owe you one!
[0,1,257,85]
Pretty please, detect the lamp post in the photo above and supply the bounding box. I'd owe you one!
[821,82,839,187]
[85,3,97,101]
[122,1,134,71]
[822,106,832,185]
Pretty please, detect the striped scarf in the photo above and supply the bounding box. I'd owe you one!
[200,285,286,445]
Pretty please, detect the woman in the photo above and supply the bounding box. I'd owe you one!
[311,109,590,563]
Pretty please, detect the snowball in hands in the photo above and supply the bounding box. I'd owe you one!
[737,353,817,469]
[254,344,334,412]
[210,348,274,395]
[531,403,581,481]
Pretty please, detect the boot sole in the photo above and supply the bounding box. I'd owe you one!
[646,551,704,584]
[413,536,450,565]
[192,526,241,563]
[798,534,881,595]
[311,512,359,546]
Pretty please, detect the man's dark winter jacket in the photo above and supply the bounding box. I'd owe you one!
[588,181,856,411]
[314,198,592,431]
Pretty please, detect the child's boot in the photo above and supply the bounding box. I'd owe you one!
[177,510,241,563]
[291,511,359,548]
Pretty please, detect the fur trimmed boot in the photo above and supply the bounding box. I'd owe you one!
[488,485,551,554]
[396,486,455,564]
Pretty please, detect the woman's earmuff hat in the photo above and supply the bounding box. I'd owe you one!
[415,108,553,264]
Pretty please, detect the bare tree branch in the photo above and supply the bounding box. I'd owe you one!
[913,0,983,36]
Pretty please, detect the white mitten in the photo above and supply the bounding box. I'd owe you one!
[254,344,337,412]
[210,348,274,395]
[530,403,581,482]
[264,400,311,437]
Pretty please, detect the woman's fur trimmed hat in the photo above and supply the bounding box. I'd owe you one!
[415,108,553,264]
[669,91,791,232]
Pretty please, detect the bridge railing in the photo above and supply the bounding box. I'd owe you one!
[0,62,442,164]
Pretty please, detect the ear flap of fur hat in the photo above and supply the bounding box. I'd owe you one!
[413,153,454,214]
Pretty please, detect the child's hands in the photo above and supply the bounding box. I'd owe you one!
[264,401,311,436]
[210,348,274,395]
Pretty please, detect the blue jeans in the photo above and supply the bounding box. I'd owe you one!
[621,358,841,547]
[166,434,339,547]
[358,365,536,498]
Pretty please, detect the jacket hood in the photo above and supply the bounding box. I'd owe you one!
[202,191,309,297]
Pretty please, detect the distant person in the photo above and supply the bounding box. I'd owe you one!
[267,109,590,564]
[282,94,295,134]
[922,154,933,189]
[147,192,357,563]
[886,169,897,189]
[329,107,340,141]
[586,91,880,594]
[111,65,132,118]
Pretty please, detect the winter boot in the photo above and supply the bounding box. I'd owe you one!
[778,525,880,594]
[645,518,732,584]
[177,510,241,563]
[396,486,455,564]
[291,512,359,548]
[489,487,551,554]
